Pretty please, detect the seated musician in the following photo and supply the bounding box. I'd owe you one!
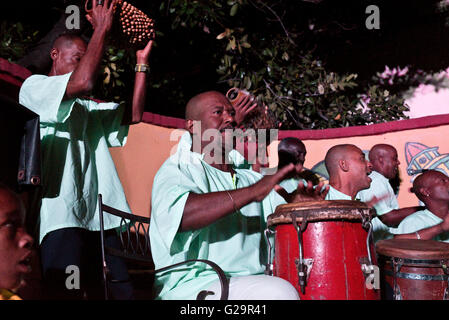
[149,91,328,300]
[324,144,373,200]
[0,185,34,300]
[323,144,391,241]
[357,144,423,228]
[390,170,449,242]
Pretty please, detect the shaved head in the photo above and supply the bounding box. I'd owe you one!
[368,144,399,179]
[325,144,358,177]
[52,34,86,51]
[412,170,449,203]
[184,91,235,155]
[325,144,372,196]
[185,91,226,120]
[369,144,396,162]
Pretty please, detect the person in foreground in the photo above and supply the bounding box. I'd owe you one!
[149,91,328,300]
[0,185,33,300]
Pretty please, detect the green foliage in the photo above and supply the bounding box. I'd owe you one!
[0,22,39,62]
[159,0,410,129]
[96,46,133,103]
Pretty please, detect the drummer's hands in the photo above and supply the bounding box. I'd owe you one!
[251,163,298,202]
[276,181,330,203]
[86,0,117,33]
[364,193,389,208]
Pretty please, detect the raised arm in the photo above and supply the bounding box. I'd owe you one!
[65,0,116,99]
[122,39,154,125]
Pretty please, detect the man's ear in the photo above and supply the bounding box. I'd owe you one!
[50,48,58,61]
[419,187,430,198]
[185,119,194,134]
[339,159,349,172]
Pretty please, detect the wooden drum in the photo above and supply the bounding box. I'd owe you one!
[265,200,380,300]
[376,239,449,300]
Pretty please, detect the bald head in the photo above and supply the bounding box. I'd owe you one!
[185,91,227,120]
[325,144,358,177]
[368,144,399,179]
[325,144,372,196]
[52,34,86,51]
[412,170,449,203]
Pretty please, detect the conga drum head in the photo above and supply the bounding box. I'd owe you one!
[267,200,374,228]
[376,239,449,260]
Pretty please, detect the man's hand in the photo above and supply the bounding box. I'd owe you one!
[233,94,258,126]
[276,180,330,203]
[251,163,298,202]
[85,0,117,33]
[363,193,390,208]
[136,39,154,65]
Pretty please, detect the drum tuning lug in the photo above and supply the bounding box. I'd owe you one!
[264,228,275,276]
[359,257,380,290]
[295,258,313,294]
[264,263,273,276]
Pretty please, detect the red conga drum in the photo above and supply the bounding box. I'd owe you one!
[376,239,449,300]
[265,200,380,300]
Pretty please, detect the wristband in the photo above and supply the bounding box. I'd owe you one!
[135,64,150,73]
[226,190,239,213]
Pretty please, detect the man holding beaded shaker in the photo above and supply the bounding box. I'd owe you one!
[19,0,154,299]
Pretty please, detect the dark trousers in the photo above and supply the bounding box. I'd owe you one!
[40,227,134,300]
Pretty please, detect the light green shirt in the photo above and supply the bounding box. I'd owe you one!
[326,185,390,242]
[357,171,399,216]
[325,185,352,201]
[149,132,285,300]
[356,171,396,242]
[19,72,130,243]
[389,209,449,242]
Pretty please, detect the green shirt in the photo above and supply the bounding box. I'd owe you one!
[149,132,285,300]
[19,72,130,243]
[356,171,396,242]
[357,171,399,216]
[389,209,449,242]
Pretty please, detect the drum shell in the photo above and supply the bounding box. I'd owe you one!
[273,220,380,300]
[378,256,448,300]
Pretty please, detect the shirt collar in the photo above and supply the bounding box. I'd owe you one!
[328,185,353,200]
